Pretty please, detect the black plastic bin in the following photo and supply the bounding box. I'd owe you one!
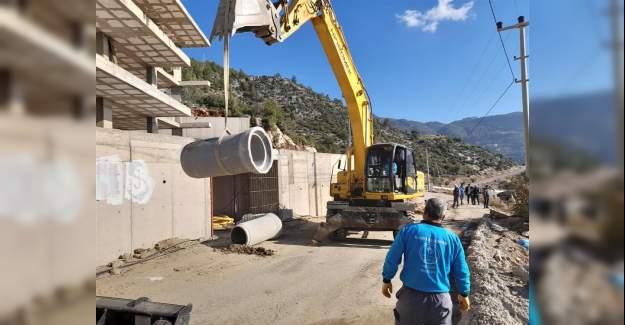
[96,296,192,325]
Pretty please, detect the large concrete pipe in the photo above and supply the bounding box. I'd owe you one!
[180,127,273,178]
[231,213,282,245]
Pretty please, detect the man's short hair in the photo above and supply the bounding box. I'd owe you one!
[425,198,446,220]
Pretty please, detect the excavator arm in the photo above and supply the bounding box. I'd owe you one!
[211,0,373,196]
[292,0,373,196]
[211,0,424,242]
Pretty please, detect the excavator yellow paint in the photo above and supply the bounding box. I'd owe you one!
[214,0,425,238]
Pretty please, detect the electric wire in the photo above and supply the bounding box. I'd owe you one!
[488,0,517,81]
[468,80,515,137]
[448,32,497,119]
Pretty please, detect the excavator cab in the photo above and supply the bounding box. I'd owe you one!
[365,144,418,196]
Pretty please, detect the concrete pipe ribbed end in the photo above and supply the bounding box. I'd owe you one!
[180,127,274,178]
[246,127,273,174]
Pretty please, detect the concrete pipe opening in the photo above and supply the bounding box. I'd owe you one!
[230,227,248,245]
[180,127,274,178]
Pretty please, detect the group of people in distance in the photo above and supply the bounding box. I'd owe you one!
[452,183,492,209]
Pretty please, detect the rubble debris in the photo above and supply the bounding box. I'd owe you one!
[119,253,133,263]
[463,217,529,324]
[490,207,514,219]
[488,220,506,233]
[133,248,154,259]
[513,265,529,283]
[217,244,275,256]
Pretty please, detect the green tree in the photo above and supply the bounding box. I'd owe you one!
[261,100,284,129]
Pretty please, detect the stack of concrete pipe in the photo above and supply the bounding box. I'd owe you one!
[180,126,273,178]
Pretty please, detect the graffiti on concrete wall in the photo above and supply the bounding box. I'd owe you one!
[96,155,154,205]
[96,155,124,205]
[124,160,154,205]
[0,154,83,224]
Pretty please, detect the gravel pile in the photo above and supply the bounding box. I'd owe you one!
[462,217,529,324]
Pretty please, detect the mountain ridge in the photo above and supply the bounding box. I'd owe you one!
[383,112,525,163]
[181,59,516,176]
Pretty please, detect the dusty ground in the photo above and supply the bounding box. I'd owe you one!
[96,194,497,325]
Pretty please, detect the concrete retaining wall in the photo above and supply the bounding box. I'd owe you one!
[276,150,345,216]
[0,117,93,315]
[96,128,212,266]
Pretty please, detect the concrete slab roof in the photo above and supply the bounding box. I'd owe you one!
[96,54,191,129]
[96,0,190,72]
[0,8,94,95]
[133,0,210,48]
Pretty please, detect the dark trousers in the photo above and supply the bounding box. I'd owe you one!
[483,196,490,208]
[453,196,459,208]
[394,287,452,325]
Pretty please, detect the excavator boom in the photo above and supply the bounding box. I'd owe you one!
[210,0,425,241]
[211,0,373,197]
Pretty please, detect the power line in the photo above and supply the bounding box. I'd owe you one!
[468,80,515,136]
[464,40,520,113]
[448,32,497,118]
[488,0,517,81]
[453,32,514,120]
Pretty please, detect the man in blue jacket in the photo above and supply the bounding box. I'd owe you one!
[381,198,471,325]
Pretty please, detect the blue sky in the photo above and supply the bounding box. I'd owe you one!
[182,0,616,123]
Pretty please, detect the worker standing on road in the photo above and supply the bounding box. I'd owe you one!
[473,185,480,205]
[472,185,480,205]
[459,183,465,205]
[381,198,471,325]
[452,185,460,208]
[483,185,490,209]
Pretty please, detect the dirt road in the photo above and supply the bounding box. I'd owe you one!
[96,193,489,325]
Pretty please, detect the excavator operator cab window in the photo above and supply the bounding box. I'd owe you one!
[365,145,394,193]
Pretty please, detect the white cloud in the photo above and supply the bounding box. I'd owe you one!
[396,0,474,33]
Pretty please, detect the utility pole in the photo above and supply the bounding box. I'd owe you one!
[498,16,530,176]
[425,148,432,191]
[610,0,624,177]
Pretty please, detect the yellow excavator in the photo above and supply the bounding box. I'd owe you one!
[211,0,426,241]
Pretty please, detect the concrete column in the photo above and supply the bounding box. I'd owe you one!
[0,69,25,114]
[96,96,113,128]
[147,117,159,133]
[172,67,182,83]
[146,66,157,86]
[172,128,183,136]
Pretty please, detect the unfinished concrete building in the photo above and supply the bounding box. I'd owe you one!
[96,0,209,132]
[95,0,217,266]
[0,0,93,320]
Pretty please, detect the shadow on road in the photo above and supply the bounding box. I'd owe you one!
[320,237,394,249]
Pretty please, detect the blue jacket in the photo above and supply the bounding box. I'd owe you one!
[382,221,471,296]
